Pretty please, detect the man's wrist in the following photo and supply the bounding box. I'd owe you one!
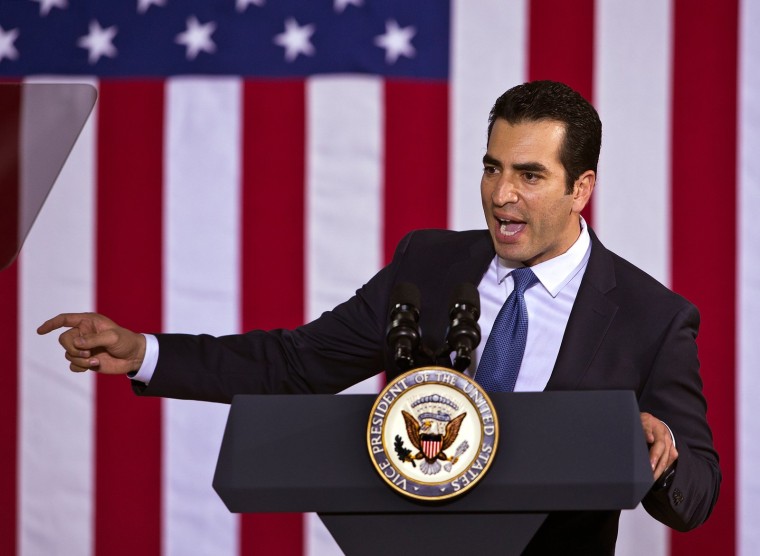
[127,334,159,384]
[653,460,677,491]
[131,332,147,373]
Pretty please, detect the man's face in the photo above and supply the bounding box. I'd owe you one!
[480,118,594,266]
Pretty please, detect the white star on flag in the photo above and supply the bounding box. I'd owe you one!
[334,0,363,13]
[175,16,217,60]
[273,17,315,62]
[137,0,167,15]
[236,0,264,12]
[31,0,68,17]
[77,20,118,65]
[374,19,416,64]
[0,26,20,62]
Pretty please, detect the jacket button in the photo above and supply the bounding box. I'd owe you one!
[673,488,684,506]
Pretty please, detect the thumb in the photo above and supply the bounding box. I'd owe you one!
[73,328,119,351]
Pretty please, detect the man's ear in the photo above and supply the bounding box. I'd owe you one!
[572,170,596,214]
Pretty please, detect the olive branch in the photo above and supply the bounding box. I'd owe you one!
[394,435,416,467]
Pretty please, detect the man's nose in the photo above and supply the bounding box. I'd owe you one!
[492,178,518,206]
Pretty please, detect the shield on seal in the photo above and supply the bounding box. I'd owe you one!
[421,435,442,460]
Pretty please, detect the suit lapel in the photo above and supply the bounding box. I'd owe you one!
[445,232,495,288]
[545,230,619,391]
[410,231,493,367]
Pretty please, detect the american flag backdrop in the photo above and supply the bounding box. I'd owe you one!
[0,0,757,555]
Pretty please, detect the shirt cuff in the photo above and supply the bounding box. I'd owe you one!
[660,419,676,449]
[126,333,158,385]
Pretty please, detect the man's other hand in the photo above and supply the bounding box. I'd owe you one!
[641,411,679,481]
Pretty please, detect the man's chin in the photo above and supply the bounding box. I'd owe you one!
[492,242,526,265]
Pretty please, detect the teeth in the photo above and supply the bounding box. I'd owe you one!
[499,219,521,236]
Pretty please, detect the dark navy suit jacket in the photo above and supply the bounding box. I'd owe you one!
[135,228,720,554]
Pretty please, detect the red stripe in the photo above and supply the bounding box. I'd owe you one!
[0,84,21,271]
[95,80,164,556]
[0,83,21,556]
[239,80,305,556]
[0,261,18,556]
[527,0,595,225]
[383,81,449,264]
[670,2,738,554]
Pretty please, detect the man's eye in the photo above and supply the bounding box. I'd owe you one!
[483,166,498,175]
[524,172,538,181]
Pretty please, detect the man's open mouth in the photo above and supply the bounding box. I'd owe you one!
[498,219,526,236]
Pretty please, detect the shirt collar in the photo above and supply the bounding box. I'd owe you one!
[495,217,592,297]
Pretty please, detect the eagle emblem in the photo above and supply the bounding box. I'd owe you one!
[367,367,499,501]
[394,394,469,475]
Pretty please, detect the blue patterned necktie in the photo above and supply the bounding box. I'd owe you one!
[476,267,539,392]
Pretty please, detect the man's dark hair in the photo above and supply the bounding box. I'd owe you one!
[488,80,602,193]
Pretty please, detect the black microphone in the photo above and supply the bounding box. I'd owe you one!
[386,282,422,371]
[446,283,481,371]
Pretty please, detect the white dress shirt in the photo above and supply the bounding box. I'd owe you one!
[472,220,591,391]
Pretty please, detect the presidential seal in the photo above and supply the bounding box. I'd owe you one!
[366,366,498,501]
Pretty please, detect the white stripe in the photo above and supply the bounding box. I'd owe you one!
[304,76,384,556]
[594,2,672,554]
[19,77,98,556]
[163,77,241,556]
[306,76,384,397]
[449,0,528,231]
[739,0,760,553]
[594,0,672,288]
[306,76,383,319]
[306,517,344,556]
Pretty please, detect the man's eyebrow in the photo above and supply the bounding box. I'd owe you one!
[512,161,549,173]
[482,153,501,167]
[481,156,550,174]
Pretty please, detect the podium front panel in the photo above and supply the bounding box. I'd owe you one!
[213,391,653,514]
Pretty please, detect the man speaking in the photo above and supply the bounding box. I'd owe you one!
[38,80,720,554]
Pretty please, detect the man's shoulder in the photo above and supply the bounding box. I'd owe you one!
[595,239,694,311]
[397,228,490,252]
[387,229,494,286]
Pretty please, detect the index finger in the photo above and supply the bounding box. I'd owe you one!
[37,313,93,335]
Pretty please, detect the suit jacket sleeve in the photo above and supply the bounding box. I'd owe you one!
[131,233,420,402]
[546,233,720,535]
[638,301,720,531]
[553,234,721,532]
